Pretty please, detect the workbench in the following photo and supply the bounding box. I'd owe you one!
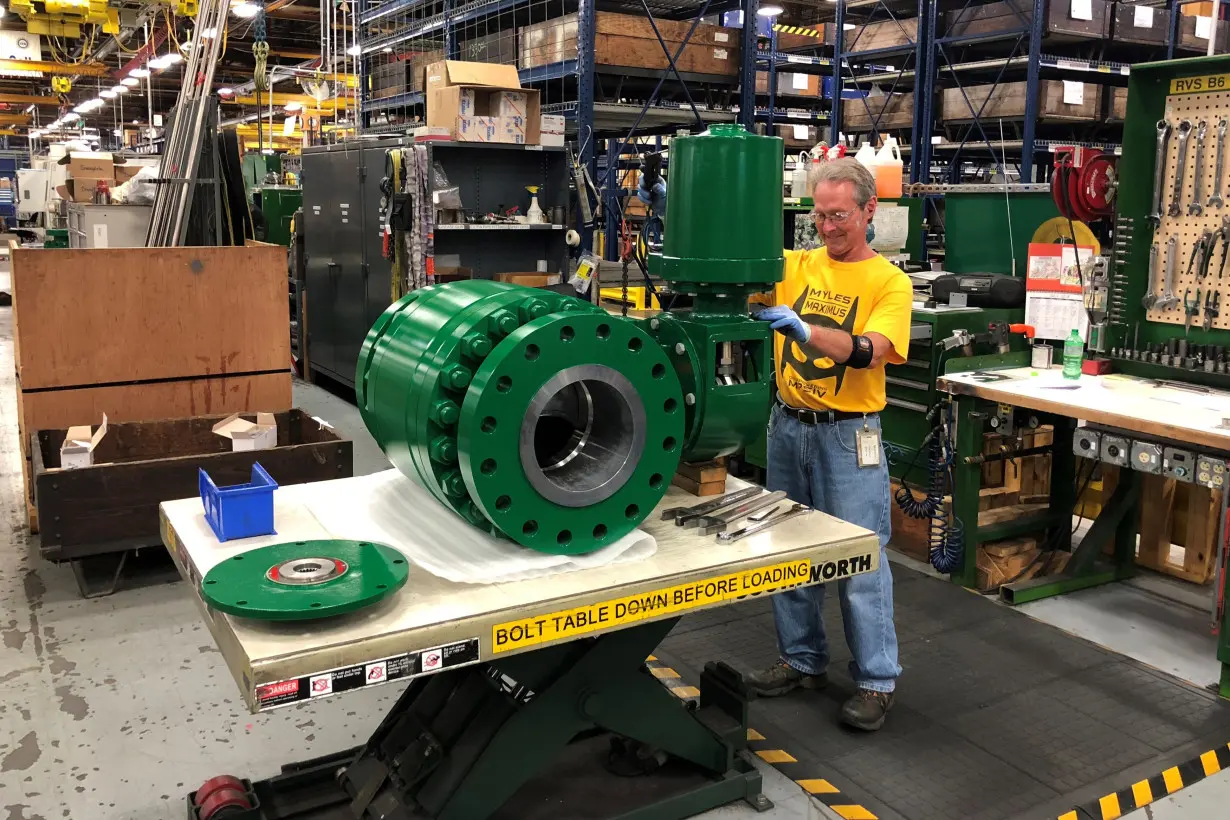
[160,476,880,819]
[936,359,1230,698]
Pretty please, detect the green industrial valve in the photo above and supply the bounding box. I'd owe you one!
[357,124,783,555]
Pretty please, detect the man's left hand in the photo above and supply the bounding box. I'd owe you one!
[754,305,811,344]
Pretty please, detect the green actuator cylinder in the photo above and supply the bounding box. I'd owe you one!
[651,123,784,295]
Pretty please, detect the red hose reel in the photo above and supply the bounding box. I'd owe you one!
[1051,146,1118,223]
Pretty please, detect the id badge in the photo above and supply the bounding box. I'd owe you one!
[856,420,882,468]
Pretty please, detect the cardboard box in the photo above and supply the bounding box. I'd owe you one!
[212,412,278,451]
[541,113,566,147]
[59,151,114,181]
[56,178,105,203]
[492,90,529,119]
[755,71,821,97]
[426,60,542,142]
[60,414,107,470]
[497,115,527,144]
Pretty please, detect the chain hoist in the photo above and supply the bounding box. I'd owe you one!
[253,0,270,91]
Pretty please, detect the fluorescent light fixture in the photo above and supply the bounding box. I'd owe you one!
[113,128,122,136]
[148,54,170,69]
[100,89,117,99]
[346,44,362,56]
[261,148,275,155]
[284,101,303,111]
[111,84,129,94]
[757,3,784,15]
[382,46,393,53]
[232,1,259,18]
[72,104,88,113]
[121,77,140,87]
[217,87,235,96]
[164,51,184,64]
[132,119,139,125]
[130,67,150,78]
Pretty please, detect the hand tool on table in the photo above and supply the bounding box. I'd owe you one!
[690,490,789,535]
[747,505,779,523]
[1206,291,1222,331]
[662,486,761,525]
[1157,235,1179,310]
[1151,120,1172,223]
[1212,119,1229,209]
[1164,338,1176,366]
[1178,339,1188,367]
[716,503,811,543]
[1191,121,1210,216]
[1185,288,1202,334]
[1170,119,1194,218]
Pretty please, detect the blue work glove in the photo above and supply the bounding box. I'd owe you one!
[754,305,810,344]
[637,173,667,216]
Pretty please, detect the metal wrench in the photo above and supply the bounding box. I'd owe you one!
[1142,242,1159,310]
[1190,120,1209,216]
[717,504,811,543]
[662,486,761,525]
[1170,119,1194,217]
[1212,119,1228,208]
[691,491,789,535]
[1151,119,1171,223]
[1157,235,1179,309]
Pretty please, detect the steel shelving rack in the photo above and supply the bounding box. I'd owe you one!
[354,0,763,260]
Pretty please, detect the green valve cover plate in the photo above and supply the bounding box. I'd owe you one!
[201,540,409,621]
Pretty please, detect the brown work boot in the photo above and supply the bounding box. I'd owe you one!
[841,688,894,731]
[745,662,827,697]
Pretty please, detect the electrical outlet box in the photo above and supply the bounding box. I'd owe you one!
[1163,447,1195,483]
[1130,441,1163,474]
[1100,434,1130,467]
[1197,455,1227,490]
[1073,429,1101,459]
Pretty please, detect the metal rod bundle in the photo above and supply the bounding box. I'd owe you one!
[145,0,231,246]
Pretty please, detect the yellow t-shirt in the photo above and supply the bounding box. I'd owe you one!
[765,248,913,413]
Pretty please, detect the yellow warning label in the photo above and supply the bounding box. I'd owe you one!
[1170,73,1230,95]
[492,559,819,653]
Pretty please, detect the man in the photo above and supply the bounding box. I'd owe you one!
[749,158,911,731]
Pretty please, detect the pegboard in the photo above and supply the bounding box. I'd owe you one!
[1148,91,1230,331]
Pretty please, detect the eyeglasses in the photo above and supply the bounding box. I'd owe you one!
[812,209,857,226]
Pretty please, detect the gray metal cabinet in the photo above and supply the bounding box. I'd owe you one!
[66,204,152,248]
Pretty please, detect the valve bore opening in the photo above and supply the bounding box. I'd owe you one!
[519,364,647,507]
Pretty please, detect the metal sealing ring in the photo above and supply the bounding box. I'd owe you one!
[518,364,647,508]
[266,557,348,586]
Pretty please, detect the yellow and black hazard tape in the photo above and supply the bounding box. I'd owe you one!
[773,23,825,39]
[1062,741,1230,820]
[645,656,879,820]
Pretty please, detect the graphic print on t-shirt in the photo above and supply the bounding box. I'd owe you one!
[779,286,859,400]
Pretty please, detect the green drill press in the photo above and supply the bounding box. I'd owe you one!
[356,124,784,554]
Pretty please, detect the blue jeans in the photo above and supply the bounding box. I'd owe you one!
[766,406,901,693]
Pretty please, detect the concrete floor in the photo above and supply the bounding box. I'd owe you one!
[1,297,1227,820]
[0,306,823,820]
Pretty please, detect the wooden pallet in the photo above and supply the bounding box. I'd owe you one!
[1136,473,1222,584]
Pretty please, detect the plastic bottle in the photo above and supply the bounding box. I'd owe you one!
[790,150,811,198]
[1062,329,1084,380]
[874,137,904,199]
[854,142,876,172]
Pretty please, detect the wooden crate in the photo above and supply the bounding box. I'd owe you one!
[944,0,1111,40]
[1105,85,1128,121]
[12,245,292,531]
[842,92,915,132]
[1110,2,1170,46]
[940,79,1100,123]
[756,70,821,98]
[519,12,739,76]
[370,50,444,99]
[844,18,919,52]
[776,27,833,50]
[1176,14,1230,53]
[1135,474,1222,584]
[32,410,352,560]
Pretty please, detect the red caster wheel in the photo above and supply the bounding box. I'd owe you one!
[194,775,246,807]
[198,787,252,819]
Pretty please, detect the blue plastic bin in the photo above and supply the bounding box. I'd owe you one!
[199,463,278,542]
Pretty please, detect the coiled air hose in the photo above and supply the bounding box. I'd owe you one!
[894,402,964,574]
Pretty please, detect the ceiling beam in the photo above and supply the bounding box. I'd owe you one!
[223,91,347,108]
[0,114,32,125]
[0,94,61,106]
[0,59,110,77]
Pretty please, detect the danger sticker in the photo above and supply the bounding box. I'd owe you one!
[491,556,873,654]
[254,637,480,711]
